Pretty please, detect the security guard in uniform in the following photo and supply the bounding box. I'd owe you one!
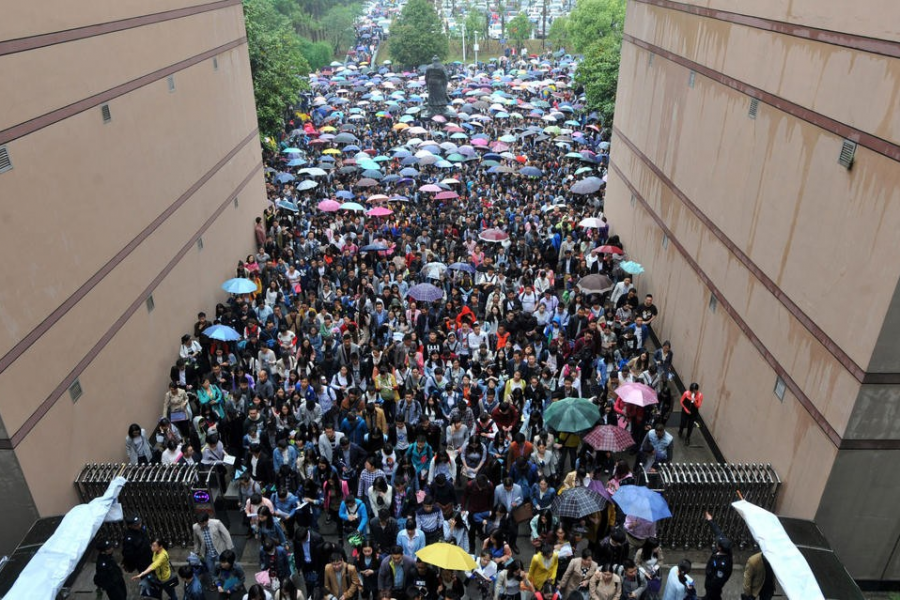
[94,539,127,600]
[121,515,152,574]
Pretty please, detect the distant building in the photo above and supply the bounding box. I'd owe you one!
[0,1,265,552]
[608,0,900,582]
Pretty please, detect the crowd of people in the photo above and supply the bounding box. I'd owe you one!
[101,7,778,600]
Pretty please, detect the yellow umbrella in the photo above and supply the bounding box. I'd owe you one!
[392,123,409,131]
[322,148,341,155]
[416,543,477,571]
[320,126,336,132]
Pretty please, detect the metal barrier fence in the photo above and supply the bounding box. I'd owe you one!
[652,462,781,550]
[75,463,221,547]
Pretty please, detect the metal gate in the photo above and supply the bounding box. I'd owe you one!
[75,463,221,547]
[652,462,781,550]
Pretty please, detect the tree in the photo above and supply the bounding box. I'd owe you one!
[566,0,625,53]
[322,4,361,55]
[299,38,333,71]
[547,15,570,50]
[574,36,620,124]
[244,0,311,137]
[389,0,449,68]
[506,13,533,48]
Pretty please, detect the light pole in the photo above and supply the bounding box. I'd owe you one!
[474,31,479,65]
[541,0,547,49]
[461,22,467,64]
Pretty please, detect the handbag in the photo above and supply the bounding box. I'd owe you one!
[512,502,534,524]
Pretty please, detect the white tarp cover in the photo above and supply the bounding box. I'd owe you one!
[5,476,127,600]
[732,499,825,600]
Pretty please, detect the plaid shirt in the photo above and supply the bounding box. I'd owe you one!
[358,467,386,497]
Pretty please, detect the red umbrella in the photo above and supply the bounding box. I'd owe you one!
[616,382,659,407]
[478,228,509,242]
[592,245,623,255]
[584,425,636,452]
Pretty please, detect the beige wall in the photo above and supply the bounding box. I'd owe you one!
[0,2,267,524]
[2,0,224,40]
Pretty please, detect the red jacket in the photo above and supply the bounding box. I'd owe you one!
[680,391,703,414]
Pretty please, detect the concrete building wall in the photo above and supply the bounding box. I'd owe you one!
[610,0,900,580]
[0,1,264,554]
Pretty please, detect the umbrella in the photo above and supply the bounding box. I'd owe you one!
[340,202,365,211]
[318,199,341,212]
[577,274,614,294]
[202,324,242,342]
[355,178,379,188]
[570,177,604,195]
[416,543,477,571]
[478,228,509,242]
[274,172,295,183]
[621,261,645,275]
[552,487,608,519]
[448,262,476,274]
[435,191,458,200]
[367,207,393,217]
[221,278,257,294]
[275,200,299,212]
[407,283,444,302]
[421,262,447,278]
[615,382,659,407]
[544,397,600,432]
[612,486,672,522]
[578,217,604,228]
[584,425,636,452]
[592,245,623,255]
[519,166,543,177]
[360,244,389,252]
[297,180,318,191]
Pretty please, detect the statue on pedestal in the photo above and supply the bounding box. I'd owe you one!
[423,56,451,118]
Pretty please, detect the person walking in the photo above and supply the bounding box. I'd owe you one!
[660,559,695,600]
[192,513,234,578]
[742,553,775,600]
[131,538,179,600]
[678,383,703,445]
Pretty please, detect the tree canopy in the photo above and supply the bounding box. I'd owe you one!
[506,13,533,48]
[574,36,620,125]
[547,16,570,50]
[389,0,449,68]
[243,0,311,138]
[567,0,625,54]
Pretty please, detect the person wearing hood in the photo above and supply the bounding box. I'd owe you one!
[702,511,733,600]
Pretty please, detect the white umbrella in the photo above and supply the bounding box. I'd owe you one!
[731,500,826,600]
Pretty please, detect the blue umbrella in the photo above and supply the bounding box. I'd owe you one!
[276,200,299,212]
[336,190,355,199]
[221,278,258,294]
[621,261,645,275]
[519,166,543,177]
[202,324,242,342]
[612,485,672,522]
[448,262,476,274]
[287,159,306,167]
[274,172,295,183]
[360,244,389,252]
[407,283,444,302]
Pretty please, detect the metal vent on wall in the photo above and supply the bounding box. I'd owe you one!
[197,237,204,251]
[101,104,111,123]
[688,70,696,88]
[0,145,12,173]
[69,379,83,403]
[146,295,155,313]
[839,140,856,169]
[774,376,786,401]
[234,197,239,208]
[648,54,654,66]
[709,294,717,313]
[213,57,219,71]
[748,98,759,120]
[661,232,668,249]
[167,75,175,92]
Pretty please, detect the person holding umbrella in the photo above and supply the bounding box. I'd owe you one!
[702,511,733,600]
[678,383,703,445]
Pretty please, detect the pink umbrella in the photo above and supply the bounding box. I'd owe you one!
[490,142,510,152]
[432,115,447,123]
[615,382,659,407]
[318,199,341,212]
[478,228,509,242]
[368,194,389,202]
[435,191,459,200]
[471,138,489,146]
[367,207,394,217]
[419,184,442,192]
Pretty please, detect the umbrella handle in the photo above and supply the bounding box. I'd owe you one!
[735,489,744,500]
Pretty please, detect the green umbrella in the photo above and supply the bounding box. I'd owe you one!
[544,397,601,433]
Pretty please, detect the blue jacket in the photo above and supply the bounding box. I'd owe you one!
[273,445,299,473]
[273,492,300,520]
[339,498,369,533]
[341,417,369,446]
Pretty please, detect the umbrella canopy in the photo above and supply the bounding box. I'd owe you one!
[615,382,659,407]
[544,397,600,432]
[584,425,636,452]
[407,283,444,302]
[340,202,366,211]
[577,274,614,294]
[570,177,604,195]
[519,166,543,177]
[367,207,393,217]
[202,324,242,342]
[448,262,476,274]
[421,262,448,278]
[552,487,608,519]
[297,180,318,191]
[360,244,389,252]
[612,485,672,522]
[416,543,477,571]
[592,245,624,255]
[478,228,509,242]
[221,278,258,294]
[621,261,645,275]
[318,199,341,212]
[578,217,604,228]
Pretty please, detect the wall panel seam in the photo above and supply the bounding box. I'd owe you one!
[3,160,263,448]
[0,0,241,57]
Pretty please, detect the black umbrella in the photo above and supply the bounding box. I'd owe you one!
[552,487,608,519]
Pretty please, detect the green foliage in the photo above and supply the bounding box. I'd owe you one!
[299,38,333,71]
[244,0,311,137]
[389,0,449,68]
[547,15,570,49]
[463,8,486,38]
[574,36,620,125]
[507,13,533,48]
[566,0,625,53]
[322,4,361,54]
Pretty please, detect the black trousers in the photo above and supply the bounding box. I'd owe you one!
[679,411,697,442]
